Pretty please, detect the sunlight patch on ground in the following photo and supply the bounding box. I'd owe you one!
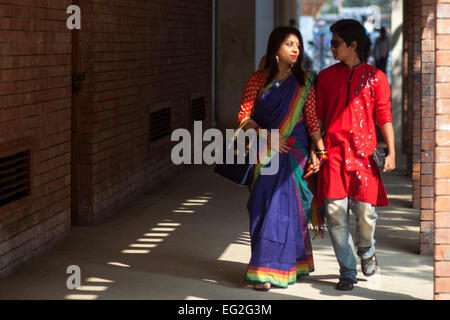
[121,249,151,254]
[144,233,170,237]
[217,243,250,263]
[185,296,208,300]
[65,294,99,300]
[151,227,176,231]
[85,277,114,283]
[75,285,109,292]
[107,262,131,268]
[202,279,218,283]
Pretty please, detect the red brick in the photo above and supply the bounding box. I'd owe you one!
[437,67,450,82]
[421,186,435,197]
[422,62,435,74]
[437,115,450,130]
[436,197,450,212]
[422,39,435,51]
[422,210,435,221]
[437,83,450,98]
[436,179,450,195]
[422,51,436,63]
[436,262,450,277]
[435,278,450,293]
[437,131,450,147]
[437,3,450,18]
[422,129,435,140]
[437,19,450,34]
[437,35,450,49]
[422,27,435,40]
[422,139,435,150]
[437,148,450,162]
[421,151,434,162]
[422,162,433,174]
[421,221,434,232]
[437,99,450,114]
[422,174,435,186]
[436,213,450,227]
[436,228,450,244]
[437,51,450,66]
[421,197,435,209]
[436,245,450,260]
[421,231,435,246]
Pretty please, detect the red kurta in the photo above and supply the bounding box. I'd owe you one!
[316,62,392,207]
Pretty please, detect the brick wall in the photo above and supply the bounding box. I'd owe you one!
[411,1,422,212]
[435,0,450,300]
[420,0,437,254]
[74,0,212,224]
[407,0,435,253]
[0,1,72,276]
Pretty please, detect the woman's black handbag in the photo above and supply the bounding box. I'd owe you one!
[214,128,257,186]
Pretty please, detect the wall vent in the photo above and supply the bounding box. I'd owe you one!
[149,108,171,142]
[0,150,31,207]
[190,96,205,122]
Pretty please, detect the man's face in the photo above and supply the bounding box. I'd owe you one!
[330,33,357,62]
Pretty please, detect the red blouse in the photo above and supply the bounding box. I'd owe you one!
[316,62,392,206]
[237,72,320,134]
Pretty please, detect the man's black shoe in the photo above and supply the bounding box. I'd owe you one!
[335,278,354,291]
[361,254,378,277]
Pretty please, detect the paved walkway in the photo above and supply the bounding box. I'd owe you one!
[0,164,433,300]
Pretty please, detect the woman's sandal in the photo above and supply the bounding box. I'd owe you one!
[254,283,271,291]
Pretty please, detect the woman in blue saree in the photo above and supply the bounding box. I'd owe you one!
[237,27,326,291]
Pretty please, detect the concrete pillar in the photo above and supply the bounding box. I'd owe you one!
[216,0,256,130]
[255,0,274,70]
[275,0,300,27]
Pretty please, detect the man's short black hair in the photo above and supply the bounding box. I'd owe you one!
[330,19,367,60]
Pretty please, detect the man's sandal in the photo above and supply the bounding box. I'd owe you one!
[335,278,355,291]
[361,254,378,277]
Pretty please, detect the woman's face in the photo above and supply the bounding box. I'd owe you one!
[277,34,300,66]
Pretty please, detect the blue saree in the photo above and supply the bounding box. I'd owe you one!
[245,72,319,288]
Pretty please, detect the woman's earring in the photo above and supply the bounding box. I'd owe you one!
[275,56,279,63]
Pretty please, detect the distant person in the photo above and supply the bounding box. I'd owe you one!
[373,27,390,73]
[288,18,297,28]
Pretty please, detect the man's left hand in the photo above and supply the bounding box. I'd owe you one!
[383,153,396,172]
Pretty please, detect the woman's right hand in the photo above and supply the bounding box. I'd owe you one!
[267,131,291,154]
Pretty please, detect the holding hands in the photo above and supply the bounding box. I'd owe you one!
[304,149,327,179]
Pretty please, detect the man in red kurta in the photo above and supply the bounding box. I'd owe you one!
[315,20,396,291]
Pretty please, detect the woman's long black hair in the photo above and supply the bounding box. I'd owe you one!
[263,26,308,87]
